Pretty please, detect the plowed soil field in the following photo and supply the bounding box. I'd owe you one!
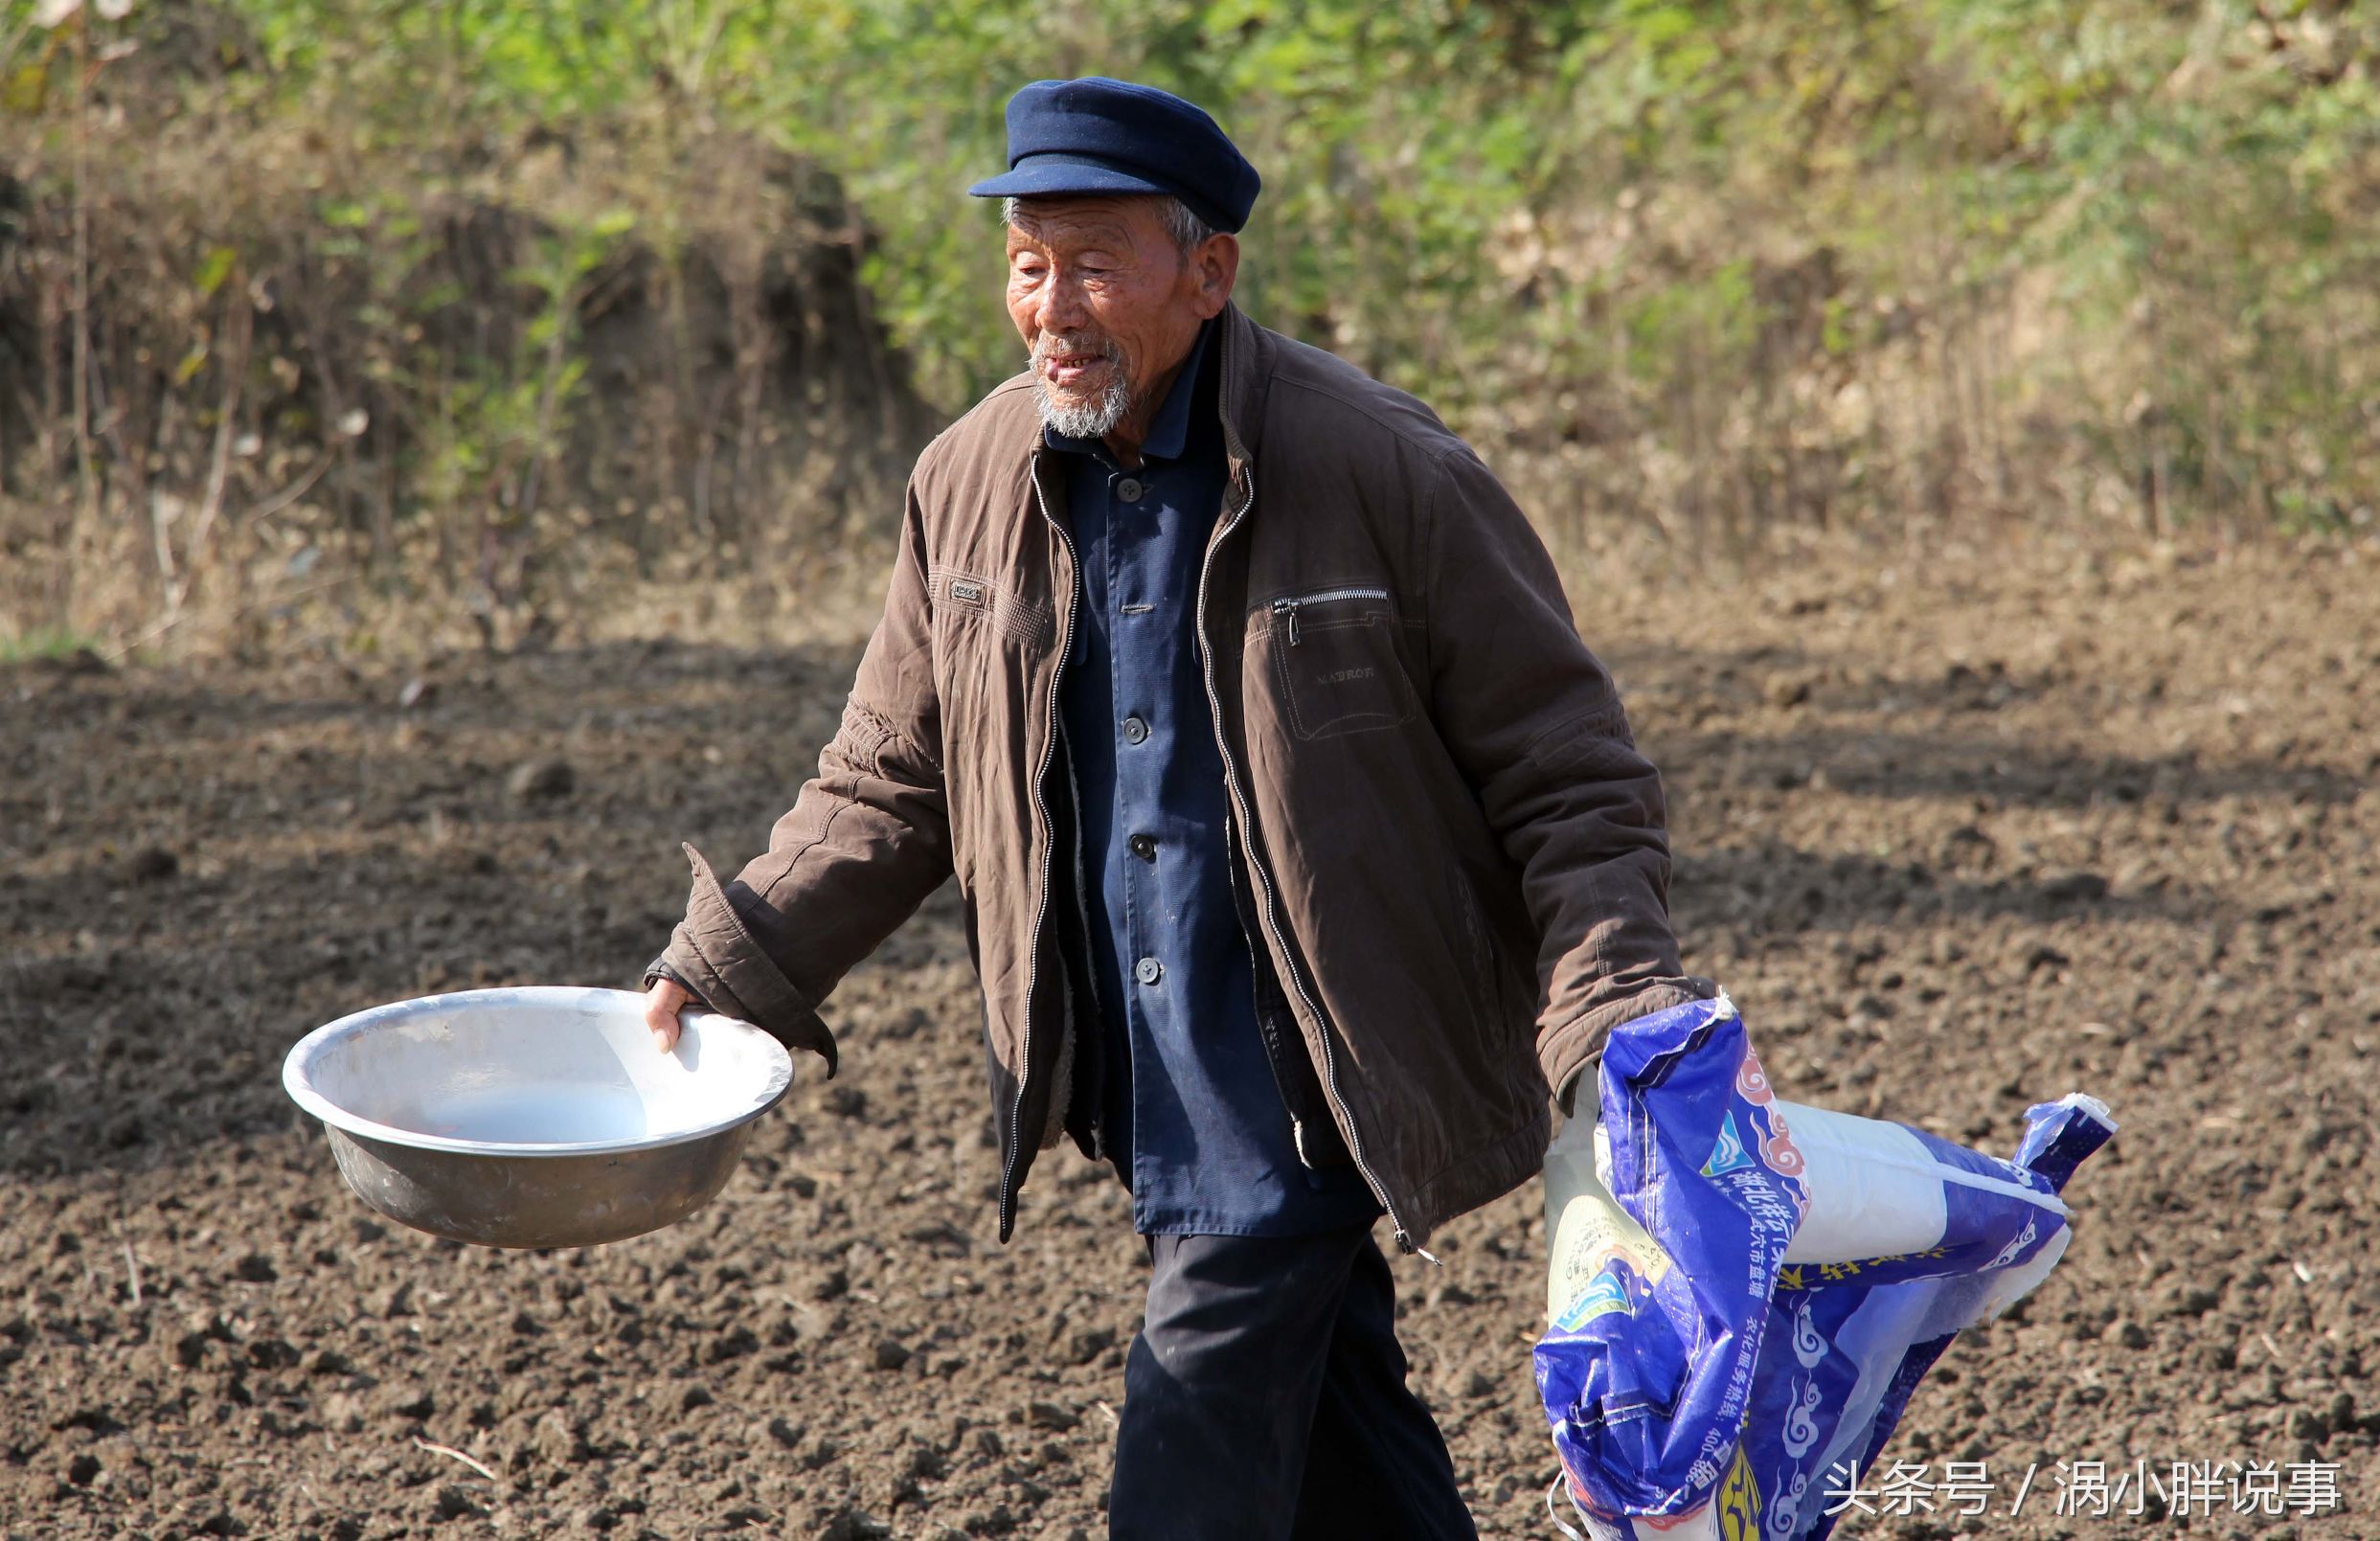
[4,538,2374,1539]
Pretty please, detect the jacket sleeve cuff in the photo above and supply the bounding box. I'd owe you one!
[659,842,840,1076]
[1539,976,1717,1115]
[641,954,692,993]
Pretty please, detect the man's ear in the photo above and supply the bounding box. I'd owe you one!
[1190,233,1240,319]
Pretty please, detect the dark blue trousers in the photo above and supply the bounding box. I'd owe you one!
[1108,1223,1480,1540]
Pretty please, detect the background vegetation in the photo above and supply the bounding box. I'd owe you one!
[4,0,2377,657]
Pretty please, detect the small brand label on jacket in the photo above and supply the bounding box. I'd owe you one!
[949,578,987,605]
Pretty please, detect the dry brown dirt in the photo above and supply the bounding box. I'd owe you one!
[3,537,2375,1539]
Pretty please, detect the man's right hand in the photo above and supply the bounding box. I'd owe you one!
[644,977,694,1053]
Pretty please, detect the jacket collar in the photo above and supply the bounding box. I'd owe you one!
[1214,301,1269,473]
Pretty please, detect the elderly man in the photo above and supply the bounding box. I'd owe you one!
[642,77,1707,1539]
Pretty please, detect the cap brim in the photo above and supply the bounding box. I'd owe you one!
[968,154,1175,202]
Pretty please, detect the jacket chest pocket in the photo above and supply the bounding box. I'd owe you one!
[931,566,1052,746]
[1262,586,1417,740]
[933,567,1045,642]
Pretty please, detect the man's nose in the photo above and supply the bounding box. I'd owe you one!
[1031,272,1090,334]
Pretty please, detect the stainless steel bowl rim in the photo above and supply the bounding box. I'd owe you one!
[282,986,794,1159]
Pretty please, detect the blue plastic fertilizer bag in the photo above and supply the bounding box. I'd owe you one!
[1535,994,2114,1540]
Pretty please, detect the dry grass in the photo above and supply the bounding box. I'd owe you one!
[1,32,931,662]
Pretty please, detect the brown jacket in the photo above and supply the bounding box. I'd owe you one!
[659,304,1706,1252]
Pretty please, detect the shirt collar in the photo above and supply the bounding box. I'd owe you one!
[1139,318,1212,463]
[1042,318,1214,465]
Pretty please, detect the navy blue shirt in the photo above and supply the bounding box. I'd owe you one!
[1050,321,1380,1236]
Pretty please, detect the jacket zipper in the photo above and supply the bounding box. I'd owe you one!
[1221,805,1330,1171]
[1270,586,1390,646]
[1196,473,1435,1261]
[1057,722,1107,1159]
[1000,454,1078,1242]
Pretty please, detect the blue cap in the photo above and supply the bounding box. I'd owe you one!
[968,77,1260,235]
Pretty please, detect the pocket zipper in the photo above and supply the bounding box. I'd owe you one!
[1271,586,1390,646]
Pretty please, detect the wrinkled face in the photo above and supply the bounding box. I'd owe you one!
[1005,196,1233,442]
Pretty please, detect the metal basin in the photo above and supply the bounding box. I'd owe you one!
[282,986,793,1249]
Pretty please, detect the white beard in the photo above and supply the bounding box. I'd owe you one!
[1031,332,1135,441]
[1036,369,1133,441]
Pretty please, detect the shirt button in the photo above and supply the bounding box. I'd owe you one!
[1134,956,1163,986]
[1128,833,1157,862]
[1122,714,1149,745]
[1115,477,1145,504]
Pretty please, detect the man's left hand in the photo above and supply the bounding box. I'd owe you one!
[644,977,694,1053]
